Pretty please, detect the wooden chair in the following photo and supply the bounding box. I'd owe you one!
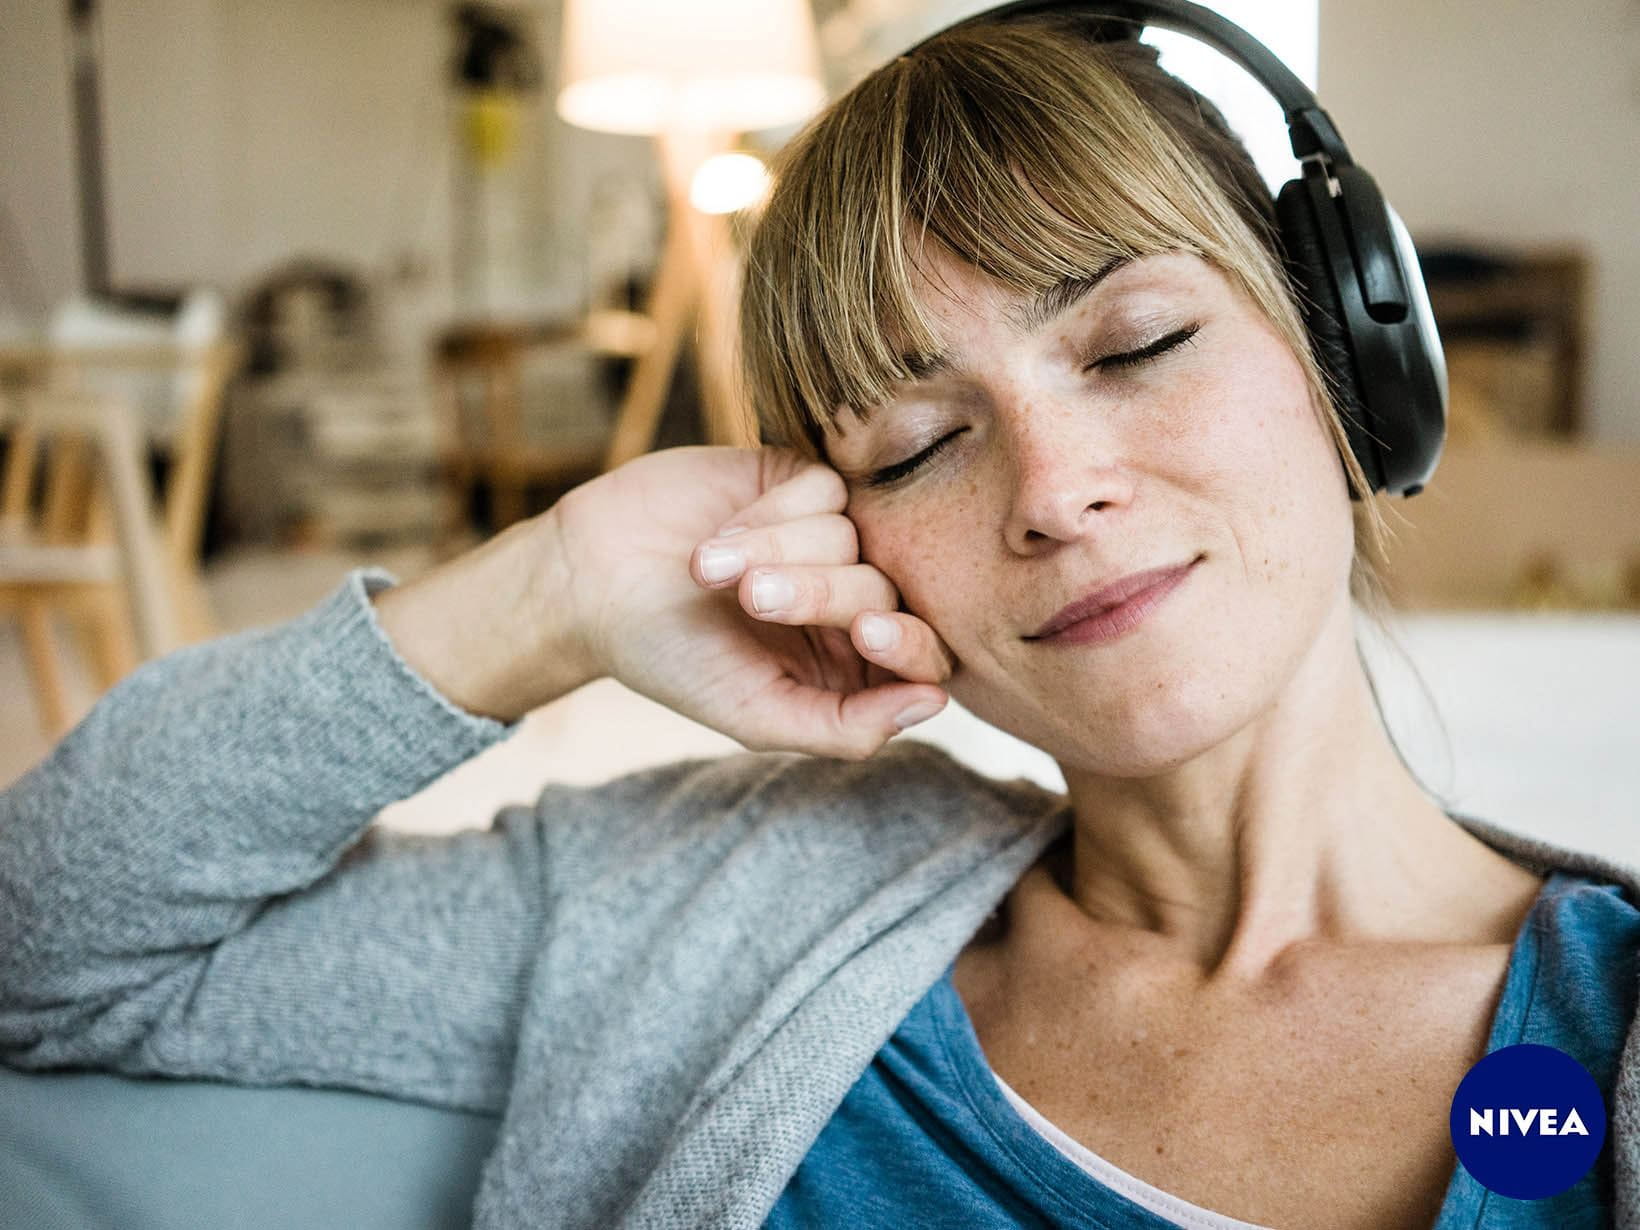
[0,388,179,736]
[0,339,240,645]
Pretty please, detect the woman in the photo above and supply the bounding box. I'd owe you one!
[3,10,1636,1230]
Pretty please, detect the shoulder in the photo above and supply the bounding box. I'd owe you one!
[1540,869,1640,945]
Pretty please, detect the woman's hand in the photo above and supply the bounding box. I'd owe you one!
[557,444,955,759]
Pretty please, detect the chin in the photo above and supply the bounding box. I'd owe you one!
[1061,704,1239,779]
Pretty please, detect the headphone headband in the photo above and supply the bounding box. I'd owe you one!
[905,0,1351,166]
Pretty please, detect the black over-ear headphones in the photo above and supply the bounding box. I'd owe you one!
[906,0,1447,498]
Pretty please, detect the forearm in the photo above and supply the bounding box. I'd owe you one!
[372,504,602,724]
[0,569,514,1048]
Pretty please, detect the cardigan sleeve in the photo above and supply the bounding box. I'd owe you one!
[0,568,551,1114]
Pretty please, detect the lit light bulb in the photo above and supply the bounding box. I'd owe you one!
[689,152,772,215]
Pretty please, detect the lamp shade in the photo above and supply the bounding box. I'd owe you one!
[557,0,825,135]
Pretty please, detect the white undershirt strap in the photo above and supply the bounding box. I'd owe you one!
[991,1070,1276,1230]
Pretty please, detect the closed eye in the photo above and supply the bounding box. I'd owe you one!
[1088,323,1202,371]
[863,430,965,489]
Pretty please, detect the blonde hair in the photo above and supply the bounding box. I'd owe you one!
[739,15,1395,613]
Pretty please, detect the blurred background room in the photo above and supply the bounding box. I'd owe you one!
[1,0,1636,863]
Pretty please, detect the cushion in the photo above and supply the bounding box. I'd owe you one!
[0,1064,499,1229]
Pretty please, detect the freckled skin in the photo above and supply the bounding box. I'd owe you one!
[831,252,1355,780]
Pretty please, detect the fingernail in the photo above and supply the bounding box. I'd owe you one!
[860,614,899,652]
[751,571,796,613]
[893,700,944,730]
[700,546,746,584]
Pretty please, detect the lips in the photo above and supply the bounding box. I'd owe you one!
[1025,558,1201,640]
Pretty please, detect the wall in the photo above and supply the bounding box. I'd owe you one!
[99,0,229,291]
[1318,0,1640,441]
[0,0,653,322]
[208,0,456,293]
[0,0,81,322]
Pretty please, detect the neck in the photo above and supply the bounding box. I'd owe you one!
[1052,598,1541,982]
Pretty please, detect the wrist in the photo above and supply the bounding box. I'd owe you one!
[372,507,601,722]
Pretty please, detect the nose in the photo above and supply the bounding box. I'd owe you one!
[1001,408,1135,553]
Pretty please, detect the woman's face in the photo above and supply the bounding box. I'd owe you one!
[824,250,1357,776]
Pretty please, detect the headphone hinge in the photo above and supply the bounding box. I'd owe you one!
[1300,151,1343,198]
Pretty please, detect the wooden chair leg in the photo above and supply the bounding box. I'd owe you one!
[16,598,73,738]
[168,555,217,643]
[1,415,40,532]
[70,586,139,692]
[41,433,93,541]
[434,382,468,552]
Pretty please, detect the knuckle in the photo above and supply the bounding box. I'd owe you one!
[811,570,835,614]
[830,514,860,556]
[753,532,776,562]
[805,463,848,508]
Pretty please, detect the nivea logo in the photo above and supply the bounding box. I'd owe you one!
[1449,1044,1606,1200]
[1467,1107,1590,1137]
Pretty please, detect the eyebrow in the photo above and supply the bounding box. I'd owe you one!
[894,255,1132,381]
[1009,256,1132,333]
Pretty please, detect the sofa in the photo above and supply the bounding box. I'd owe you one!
[0,1064,499,1230]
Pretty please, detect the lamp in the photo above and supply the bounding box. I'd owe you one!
[558,0,823,135]
[557,0,824,463]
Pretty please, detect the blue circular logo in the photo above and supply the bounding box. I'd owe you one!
[1449,1043,1606,1200]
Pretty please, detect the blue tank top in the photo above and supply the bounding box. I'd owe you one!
[767,869,1639,1229]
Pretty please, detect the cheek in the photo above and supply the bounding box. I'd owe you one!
[853,508,987,632]
[1193,341,1350,552]
[856,513,940,606]
[1236,443,1356,617]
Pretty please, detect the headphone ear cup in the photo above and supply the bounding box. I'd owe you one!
[1274,178,1379,491]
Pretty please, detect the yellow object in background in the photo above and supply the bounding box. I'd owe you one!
[1510,553,1640,611]
[463,90,520,166]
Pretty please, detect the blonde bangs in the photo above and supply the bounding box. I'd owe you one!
[746,24,1281,447]
[740,17,1390,571]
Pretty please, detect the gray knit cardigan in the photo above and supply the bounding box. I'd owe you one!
[2,569,1636,1228]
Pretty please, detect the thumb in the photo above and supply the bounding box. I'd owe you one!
[840,684,949,741]
[736,679,949,760]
